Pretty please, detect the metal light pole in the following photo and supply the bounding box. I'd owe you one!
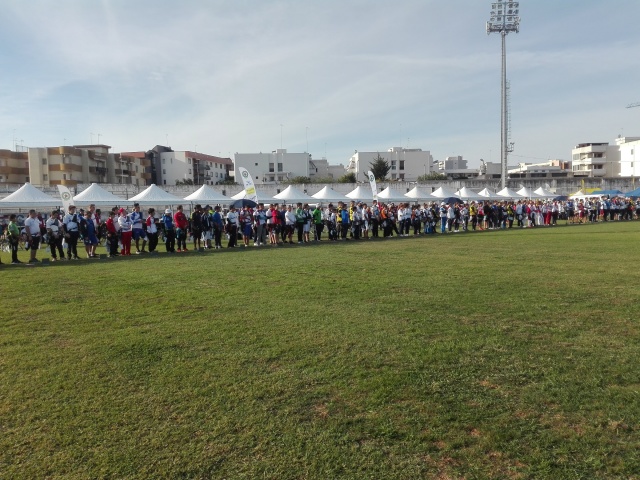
[487,1,520,189]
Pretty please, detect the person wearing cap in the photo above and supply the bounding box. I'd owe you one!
[438,202,447,234]
[117,207,133,255]
[130,202,147,254]
[161,209,176,253]
[45,210,65,261]
[63,205,82,260]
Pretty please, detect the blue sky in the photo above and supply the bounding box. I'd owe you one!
[1,0,639,168]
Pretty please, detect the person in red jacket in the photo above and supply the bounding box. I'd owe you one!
[173,205,189,252]
[105,211,119,257]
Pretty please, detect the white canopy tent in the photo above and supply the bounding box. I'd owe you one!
[0,182,61,208]
[516,187,544,199]
[404,186,434,202]
[377,187,409,202]
[273,185,314,204]
[183,185,230,204]
[73,183,126,206]
[345,185,373,201]
[455,187,483,201]
[430,186,460,198]
[128,184,183,205]
[477,188,499,199]
[496,187,523,199]
[311,186,349,203]
[534,187,556,198]
[231,189,276,204]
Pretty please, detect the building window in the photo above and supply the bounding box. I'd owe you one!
[391,173,396,180]
[63,174,67,180]
[189,169,192,174]
[278,163,283,172]
[399,173,404,180]
[162,158,165,164]
[43,174,48,181]
[42,158,47,165]
[255,163,258,166]
[270,176,275,182]
[215,172,218,178]
[26,176,29,182]
[391,160,396,170]
[163,169,166,174]
[163,180,166,185]
[188,158,192,164]
[170,158,173,164]
[399,160,405,170]
[269,163,274,173]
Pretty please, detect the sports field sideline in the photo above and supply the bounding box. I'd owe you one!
[1,220,639,478]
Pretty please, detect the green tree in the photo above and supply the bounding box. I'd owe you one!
[283,176,312,184]
[216,177,238,186]
[418,172,448,181]
[337,172,356,183]
[369,154,390,181]
[175,178,194,186]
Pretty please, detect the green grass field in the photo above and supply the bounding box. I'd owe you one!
[1,222,639,479]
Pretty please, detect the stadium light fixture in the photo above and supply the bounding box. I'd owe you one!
[487,1,521,189]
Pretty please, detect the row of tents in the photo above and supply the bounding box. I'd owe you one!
[2,183,640,209]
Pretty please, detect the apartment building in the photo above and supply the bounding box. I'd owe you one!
[148,148,233,186]
[0,150,29,184]
[346,147,433,181]
[571,142,621,177]
[234,149,312,184]
[615,136,640,177]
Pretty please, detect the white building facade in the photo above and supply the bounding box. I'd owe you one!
[157,150,232,186]
[346,147,433,181]
[234,149,313,184]
[615,137,640,177]
[571,142,621,178]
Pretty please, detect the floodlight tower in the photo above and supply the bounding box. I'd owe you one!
[487,1,520,189]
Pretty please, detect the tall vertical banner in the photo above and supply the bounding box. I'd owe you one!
[57,185,73,211]
[367,170,378,201]
[238,167,258,203]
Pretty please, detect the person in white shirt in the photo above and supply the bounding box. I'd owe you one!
[225,205,239,248]
[24,209,41,263]
[284,205,296,244]
[117,208,133,255]
[45,210,65,261]
[63,205,82,260]
[145,208,158,253]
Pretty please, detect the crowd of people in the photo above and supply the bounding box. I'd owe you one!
[1,196,638,265]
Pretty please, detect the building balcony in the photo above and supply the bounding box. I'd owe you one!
[49,163,83,173]
[139,158,151,167]
[140,172,152,180]
[50,179,80,186]
[0,165,29,175]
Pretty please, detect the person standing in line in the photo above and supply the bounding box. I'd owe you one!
[145,208,158,253]
[7,214,21,264]
[45,210,65,261]
[339,203,350,240]
[190,204,203,251]
[253,203,267,246]
[63,205,81,260]
[117,208,133,255]
[294,202,305,244]
[129,202,146,254]
[161,209,176,253]
[439,202,447,234]
[173,205,189,252]
[81,209,99,258]
[105,211,119,257]
[226,205,239,248]
[370,200,380,238]
[24,209,41,263]
[212,206,224,249]
[240,206,253,247]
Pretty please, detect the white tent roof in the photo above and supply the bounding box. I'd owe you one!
[311,186,349,202]
[430,186,459,198]
[73,183,126,206]
[345,185,373,200]
[128,184,183,205]
[477,188,498,199]
[404,186,434,202]
[0,183,61,208]
[230,189,275,203]
[455,187,483,200]
[516,186,544,199]
[183,185,230,204]
[534,187,556,198]
[377,186,409,202]
[496,187,523,199]
[273,185,314,203]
